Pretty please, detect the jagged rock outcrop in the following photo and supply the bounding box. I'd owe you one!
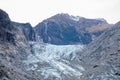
[0,9,15,44]
[78,21,120,80]
[0,9,39,80]
[13,22,36,41]
[35,13,112,45]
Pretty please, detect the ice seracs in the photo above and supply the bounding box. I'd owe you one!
[24,42,84,79]
[33,43,84,61]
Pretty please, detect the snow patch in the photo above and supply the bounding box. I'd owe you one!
[70,16,80,21]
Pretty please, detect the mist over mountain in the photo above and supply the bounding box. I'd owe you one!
[0,9,120,80]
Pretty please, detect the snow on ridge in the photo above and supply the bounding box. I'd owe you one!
[96,18,106,22]
[70,16,80,21]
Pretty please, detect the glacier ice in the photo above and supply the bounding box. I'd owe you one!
[24,42,84,79]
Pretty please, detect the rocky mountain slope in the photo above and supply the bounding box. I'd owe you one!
[0,9,39,80]
[13,22,36,41]
[78,21,120,80]
[35,13,112,45]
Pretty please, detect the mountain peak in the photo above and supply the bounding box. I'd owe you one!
[35,13,111,45]
[48,13,83,22]
[0,9,10,20]
[48,13,107,23]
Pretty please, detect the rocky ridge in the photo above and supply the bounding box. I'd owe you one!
[0,9,39,80]
[35,13,112,45]
[13,22,36,41]
[78,21,120,80]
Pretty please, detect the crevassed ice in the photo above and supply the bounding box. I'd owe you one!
[33,43,84,61]
[24,42,84,79]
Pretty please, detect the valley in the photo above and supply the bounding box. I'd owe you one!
[0,9,120,80]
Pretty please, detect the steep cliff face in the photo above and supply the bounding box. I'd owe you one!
[0,9,29,59]
[0,9,15,44]
[35,13,112,45]
[13,22,36,41]
[0,9,38,80]
[78,22,120,80]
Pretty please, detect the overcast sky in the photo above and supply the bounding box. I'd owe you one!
[0,0,120,26]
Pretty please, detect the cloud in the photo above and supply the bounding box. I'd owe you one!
[0,0,120,26]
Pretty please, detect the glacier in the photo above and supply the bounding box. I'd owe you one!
[23,42,85,80]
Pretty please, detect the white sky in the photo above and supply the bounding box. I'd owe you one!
[0,0,120,26]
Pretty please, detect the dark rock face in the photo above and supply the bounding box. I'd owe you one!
[0,9,39,80]
[35,13,111,45]
[0,9,15,44]
[78,21,120,80]
[0,9,10,20]
[13,22,36,41]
